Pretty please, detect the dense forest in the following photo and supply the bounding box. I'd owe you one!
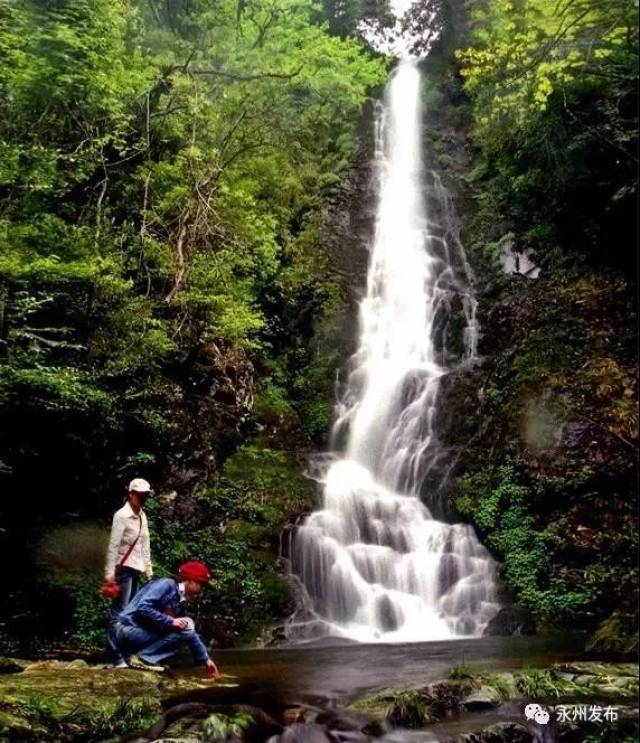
[0,0,387,649]
[0,0,637,660]
[439,0,638,651]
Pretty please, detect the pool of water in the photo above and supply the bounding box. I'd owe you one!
[170,633,593,710]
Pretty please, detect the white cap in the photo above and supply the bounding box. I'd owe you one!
[128,477,152,493]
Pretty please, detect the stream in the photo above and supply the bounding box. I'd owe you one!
[156,632,628,742]
[174,633,590,709]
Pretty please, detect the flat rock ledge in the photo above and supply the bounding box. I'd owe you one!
[0,658,222,741]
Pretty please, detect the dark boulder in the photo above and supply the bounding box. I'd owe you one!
[459,722,532,743]
[315,708,384,737]
[271,723,334,743]
[483,606,536,636]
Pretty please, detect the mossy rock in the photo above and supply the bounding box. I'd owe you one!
[350,680,468,727]
[0,660,224,741]
[348,688,403,719]
[0,658,26,676]
[554,662,639,678]
[462,684,502,710]
[387,690,434,728]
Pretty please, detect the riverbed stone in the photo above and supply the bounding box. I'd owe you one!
[314,708,384,737]
[554,704,639,742]
[462,685,502,710]
[273,723,334,743]
[553,661,638,678]
[0,657,25,674]
[458,722,532,743]
[283,708,307,725]
[482,607,536,637]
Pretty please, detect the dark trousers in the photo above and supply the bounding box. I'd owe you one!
[106,566,140,664]
[115,623,205,665]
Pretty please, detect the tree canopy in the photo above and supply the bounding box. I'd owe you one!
[0,0,386,495]
[456,0,638,265]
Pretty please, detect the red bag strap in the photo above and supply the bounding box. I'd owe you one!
[117,513,143,569]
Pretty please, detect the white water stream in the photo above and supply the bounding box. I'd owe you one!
[287,35,499,644]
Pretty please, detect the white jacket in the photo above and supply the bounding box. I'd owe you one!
[104,501,152,579]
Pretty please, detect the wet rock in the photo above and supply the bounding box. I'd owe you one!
[554,662,638,678]
[351,680,469,727]
[554,704,639,742]
[283,708,307,725]
[385,681,469,727]
[315,708,384,737]
[374,595,400,632]
[386,690,432,728]
[483,607,536,637]
[462,685,502,711]
[438,553,461,594]
[0,657,25,674]
[458,722,532,743]
[271,723,334,743]
[147,703,282,743]
[328,731,369,743]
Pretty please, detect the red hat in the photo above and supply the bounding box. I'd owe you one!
[177,560,212,585]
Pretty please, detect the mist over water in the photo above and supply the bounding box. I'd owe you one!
[287,57,500,643]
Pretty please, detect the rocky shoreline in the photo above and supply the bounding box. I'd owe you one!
[0,657,637,742]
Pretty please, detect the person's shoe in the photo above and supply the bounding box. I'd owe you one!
[113,661,129,669]
[128,654,165,672]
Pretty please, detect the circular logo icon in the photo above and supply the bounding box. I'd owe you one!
[534,709,550,725]
[524,703,541,721]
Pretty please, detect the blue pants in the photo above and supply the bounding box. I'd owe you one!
[106,566,140,664]
[115,622,206,665]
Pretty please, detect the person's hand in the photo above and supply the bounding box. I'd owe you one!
[172,617,190,631]
[203,658,219,679]
[144,570,153,582]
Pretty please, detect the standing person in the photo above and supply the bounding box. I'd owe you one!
[104,477,154,668]
[114,560,219,678]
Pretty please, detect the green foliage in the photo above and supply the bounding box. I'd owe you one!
[387,690,431,728]
[583,735,637,743]
[0,0,384,645]
[586,613,640,655]
[458,0,636,124]
[298,398,334,439]
[457,0,638,266]
[61,578,108,647]
[456,465,595,619]
[449,663,474,681]
[221,442,316,511]
[13,694,159,740]
[138,442,313,642]
[202,712,253,741]
[515,668,597,700]
[253,381,296,422]
[482,674,512,700]
[148,508,268,640]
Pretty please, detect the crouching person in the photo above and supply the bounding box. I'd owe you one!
[114,560,219,678]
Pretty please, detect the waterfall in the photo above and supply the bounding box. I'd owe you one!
[286,57,500,643]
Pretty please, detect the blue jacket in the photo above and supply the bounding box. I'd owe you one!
[118,578,209,662]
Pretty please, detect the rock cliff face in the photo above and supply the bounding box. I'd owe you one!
[414,17,638,648]
[164,341,255,491]
[279,16,638,649]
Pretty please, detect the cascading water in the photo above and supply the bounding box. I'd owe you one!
[287,33,500,644]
